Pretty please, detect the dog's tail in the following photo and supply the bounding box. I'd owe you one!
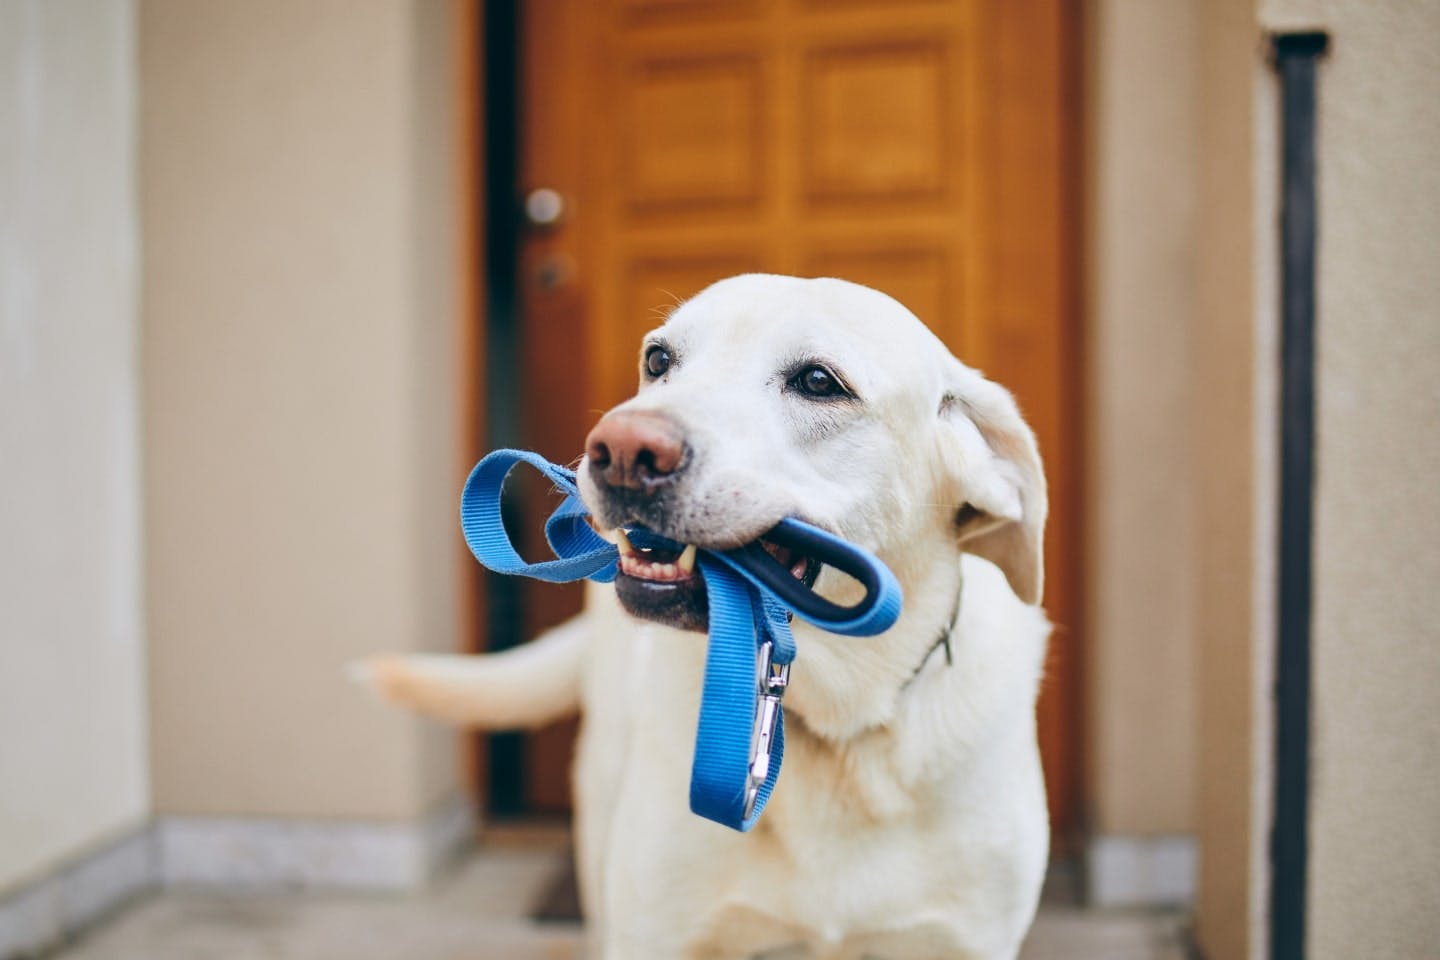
[349,614,588,729]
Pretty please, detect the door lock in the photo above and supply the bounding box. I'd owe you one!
[524,188,566,228]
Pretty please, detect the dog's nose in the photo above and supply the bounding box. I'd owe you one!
[585,411,687,493]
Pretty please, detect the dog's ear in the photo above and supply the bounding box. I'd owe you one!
[935,366,1048,604]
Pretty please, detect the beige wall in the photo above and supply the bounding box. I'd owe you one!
[1258,1,1440,955]
[1093,1,1440,952]
[1192,0,1278,954]
[141,0,466,821]
[1183,0,1440,955]
[1086,0,1200,841]
[0,0,149,893]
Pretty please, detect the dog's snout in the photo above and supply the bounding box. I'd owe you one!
[586,411,687,493]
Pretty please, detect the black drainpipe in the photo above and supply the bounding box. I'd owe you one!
[1269,30,1328,960]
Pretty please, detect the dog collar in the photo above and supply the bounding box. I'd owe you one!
[459,449,903,832]
[912,582,962,681]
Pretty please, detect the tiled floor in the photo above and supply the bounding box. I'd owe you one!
[54,835,1190,960]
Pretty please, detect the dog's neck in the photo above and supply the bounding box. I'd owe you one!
[782,537,966,742]
[905,585,961,681]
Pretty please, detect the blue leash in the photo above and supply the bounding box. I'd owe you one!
[460,450,902,832]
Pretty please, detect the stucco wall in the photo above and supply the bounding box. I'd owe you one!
[1191,0,1279,954]
[0,0,149,893]
[1086,0,1199,845]
[140,0,464,821]
[1094,1,1440,952]
[1258,1,1440,955]
[1186,1,1440,955]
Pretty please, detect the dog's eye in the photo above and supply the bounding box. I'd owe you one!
[790,364,849,400]
[643,344,671,379]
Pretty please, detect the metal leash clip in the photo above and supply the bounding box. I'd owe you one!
[743,639,791,820]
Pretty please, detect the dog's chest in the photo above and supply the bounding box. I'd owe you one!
[684,735,977,954]
[582,615,1045,958]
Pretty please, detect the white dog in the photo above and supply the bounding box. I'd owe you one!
[361,275,1051,959]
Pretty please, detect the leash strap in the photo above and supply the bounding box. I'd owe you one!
[459,449,902,831]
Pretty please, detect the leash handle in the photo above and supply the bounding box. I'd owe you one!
[459,450,618,583]
[724,518,903,638]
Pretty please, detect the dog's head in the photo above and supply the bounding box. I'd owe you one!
[578,274,1047,631]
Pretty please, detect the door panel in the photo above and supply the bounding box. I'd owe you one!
[513,0,1082,845]
[621,54,766,213]
[803,38,954,202]
[581,2,984,411]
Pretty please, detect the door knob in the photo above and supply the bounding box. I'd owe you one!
[524,188,566,228]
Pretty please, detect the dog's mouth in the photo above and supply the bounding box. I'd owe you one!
[611,529,822,633]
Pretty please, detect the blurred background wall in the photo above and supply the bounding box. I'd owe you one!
[1090,2,1440,956]
[140,0,471,879]
[1089,0,1286,950]
[2,5,476,948]
[0,0,149,905]
[1260,3,1440,958]
[1086,0,1201,906]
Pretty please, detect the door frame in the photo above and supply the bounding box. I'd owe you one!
[977,0,1087,851]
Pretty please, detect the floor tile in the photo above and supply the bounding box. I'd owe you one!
[53,840,1187,960]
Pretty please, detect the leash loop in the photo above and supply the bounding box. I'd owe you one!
[459,450,617,583]
[459,449,902,831]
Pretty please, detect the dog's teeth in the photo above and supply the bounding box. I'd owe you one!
[678,544,697,574]
[615,529,635,556]
[659,563,676,580]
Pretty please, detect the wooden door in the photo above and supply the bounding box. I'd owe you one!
[513,0,1083,845]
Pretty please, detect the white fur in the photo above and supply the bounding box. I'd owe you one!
[357,275,1052,959]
